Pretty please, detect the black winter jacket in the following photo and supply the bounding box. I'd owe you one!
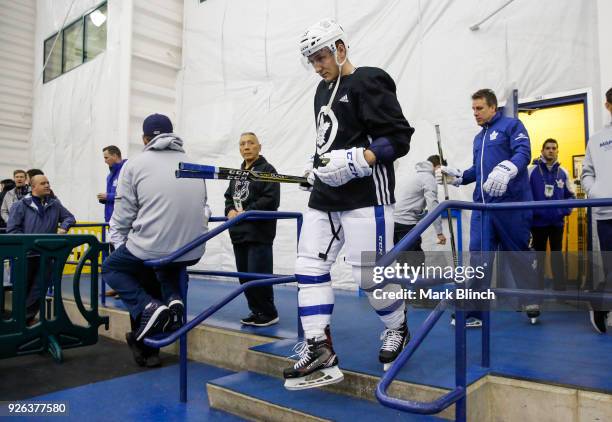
[224,156,280,244]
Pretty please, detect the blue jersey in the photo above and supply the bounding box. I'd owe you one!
[462,111,532,203]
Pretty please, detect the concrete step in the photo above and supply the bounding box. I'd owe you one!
[207,371,447,422]
[244,338,487,421]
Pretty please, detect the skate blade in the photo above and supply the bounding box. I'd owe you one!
[284,366,344,391]
[529,317,538,325]
[383,362,393,371]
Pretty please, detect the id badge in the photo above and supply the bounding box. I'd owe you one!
[233,197,243,212]
[544,184,554,198]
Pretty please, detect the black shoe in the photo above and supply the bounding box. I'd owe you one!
[145,350,162,368]
[379,322,410,370]
[135,300,170,341]
[126,332,147,367]
[240,313,279,327]
[590,310,608,334]
[525,305,540,325]
[166,295,184,332]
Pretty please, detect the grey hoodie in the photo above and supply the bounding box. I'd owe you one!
[109,133,210,261]
[394,161,443,234]
[582,123,612,220]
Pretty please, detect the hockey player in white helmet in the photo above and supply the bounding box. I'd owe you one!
[284,18,415,390]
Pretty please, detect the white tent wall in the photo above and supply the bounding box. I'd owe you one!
[597,0,612,125]
[180,0,602,289]
[30,0,130,221]
[0,0,36,179]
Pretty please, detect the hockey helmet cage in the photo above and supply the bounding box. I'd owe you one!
[299,18,347,58]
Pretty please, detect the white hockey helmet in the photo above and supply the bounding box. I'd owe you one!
[299,18,347,58]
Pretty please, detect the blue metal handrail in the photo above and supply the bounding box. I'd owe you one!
[375,197,612,421]
[144,275,295,348]
[139,210,302,403]
[145,211,302,267]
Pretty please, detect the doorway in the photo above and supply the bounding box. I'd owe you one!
[518,94,589,286]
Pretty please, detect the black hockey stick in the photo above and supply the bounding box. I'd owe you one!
[176,162,307,184]
[435,124,459,267]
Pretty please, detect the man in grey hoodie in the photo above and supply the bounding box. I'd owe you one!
[393,155,447,265]
[102,114,210,362]
[582,87,612,334]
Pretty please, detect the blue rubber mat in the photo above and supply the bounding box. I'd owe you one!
[63,277,612,393]
[24,362,244,422]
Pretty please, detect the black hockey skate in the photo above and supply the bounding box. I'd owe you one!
[379,322,410,371]
[283,336,343,390]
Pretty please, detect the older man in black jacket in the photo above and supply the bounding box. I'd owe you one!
[224,132,280,326]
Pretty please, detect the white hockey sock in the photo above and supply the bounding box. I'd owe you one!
[379,306,406,330]
[297,278,334,340]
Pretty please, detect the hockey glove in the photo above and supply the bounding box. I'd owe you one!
[299,155,316,192]
[313,147,372,187]
[440,166,463,187]
[482,160,518,197]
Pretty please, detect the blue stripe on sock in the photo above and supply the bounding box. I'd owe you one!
[296,273,331,284]
[299,304,334,317]
[375,299,404,316]
[374,205,386,257]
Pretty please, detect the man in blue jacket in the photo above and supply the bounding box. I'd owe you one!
[98,145,126,224]
[7,174,75,324]
[529,139,575,292]
[98,145,127,297]
[443,89,536,326]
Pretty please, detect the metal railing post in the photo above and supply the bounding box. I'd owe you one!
[455,307,467,422]
[179,268,188,403]
[296,214,304,339]
[100,225,107,306]
[481,210,491,368]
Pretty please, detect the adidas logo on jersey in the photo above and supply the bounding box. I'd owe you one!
[339,94,349,103]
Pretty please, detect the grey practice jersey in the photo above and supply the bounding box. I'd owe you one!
[309,66,414,212]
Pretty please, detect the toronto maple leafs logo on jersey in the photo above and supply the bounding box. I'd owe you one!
[315,107,339,155]
[490,130,498,141]
[233,180,250,202]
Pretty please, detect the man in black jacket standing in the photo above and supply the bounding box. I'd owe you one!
[224,132,280,326]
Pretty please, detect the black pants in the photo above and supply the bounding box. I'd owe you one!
[129,267,163,332]
[25,257,53,320]
[593,219,612,311]
[233,242,277,318]
[394,223,424,267]
[531,225,566,290]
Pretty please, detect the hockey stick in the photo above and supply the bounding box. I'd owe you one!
[435,125,459,267]
[176,162,307,184]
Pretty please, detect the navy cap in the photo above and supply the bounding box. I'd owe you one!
[143,113,173,137]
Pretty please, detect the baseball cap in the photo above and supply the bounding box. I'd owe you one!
[143,113,173,137]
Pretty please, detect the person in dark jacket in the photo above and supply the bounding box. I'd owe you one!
[528,138,575,291]
[224,132,280,326]
[1,170,27,225]
[0,178,16,228]
[7,174,76,324]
